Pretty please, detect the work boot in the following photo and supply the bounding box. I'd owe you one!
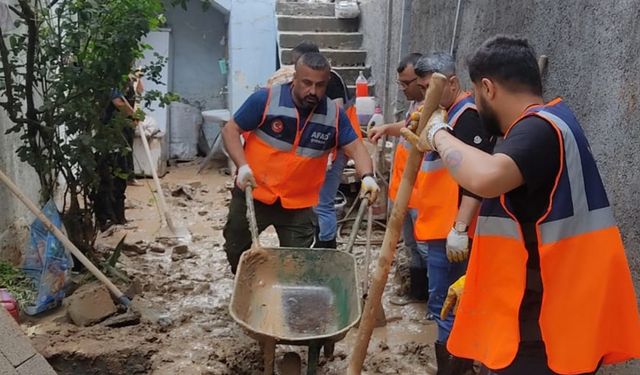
[434,341,476,375]
[390,267,429,306]
[409,267,428,301]
[314,237,337,249]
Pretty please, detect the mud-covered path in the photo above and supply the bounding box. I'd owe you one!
[24,162,437,374]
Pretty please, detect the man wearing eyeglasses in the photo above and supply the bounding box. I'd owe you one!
[368,53,428,306]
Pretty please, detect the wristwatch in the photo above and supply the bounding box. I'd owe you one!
[453,221,469,233]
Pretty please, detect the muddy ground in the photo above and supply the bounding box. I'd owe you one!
[22,162,437,374]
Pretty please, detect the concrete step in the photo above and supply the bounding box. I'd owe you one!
[276,1,335,17]
[279,31,363,49]
[281,48,366,67]
[277,15,359,32]
[332,66,372,84]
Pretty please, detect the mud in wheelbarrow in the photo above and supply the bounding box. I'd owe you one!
[230,247,362,375]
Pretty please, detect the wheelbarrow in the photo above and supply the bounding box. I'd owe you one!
[229,187,367,375]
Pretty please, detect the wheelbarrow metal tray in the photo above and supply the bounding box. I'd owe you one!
[229,247,361,345]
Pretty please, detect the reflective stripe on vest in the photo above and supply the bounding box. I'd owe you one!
[414,93,477,241]
[245,83,340,208]
[449,98,640,373]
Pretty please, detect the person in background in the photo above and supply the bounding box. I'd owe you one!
[412,52,494,374]
[368,53,428,305]
[95,71,142,230]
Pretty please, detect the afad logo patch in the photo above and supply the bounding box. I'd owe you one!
[271,119,284,134]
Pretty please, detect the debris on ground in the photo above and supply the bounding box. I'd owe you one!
[23,163,436,374]
[66,282,117,327]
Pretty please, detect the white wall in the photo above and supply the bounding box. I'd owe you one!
[227,0,277,113]
[0,111,39,233]
[140,29,171,133]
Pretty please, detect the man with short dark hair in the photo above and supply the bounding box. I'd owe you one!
[410,51,494,374]
[222,52,378,273]
[368,52,428,305]
[415,35,640,374]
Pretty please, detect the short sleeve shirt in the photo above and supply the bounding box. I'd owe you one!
[234,88,358,147]
[493,115,561,223]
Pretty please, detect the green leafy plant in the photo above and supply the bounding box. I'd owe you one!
[0,261,36,308]
[0,1,176,254]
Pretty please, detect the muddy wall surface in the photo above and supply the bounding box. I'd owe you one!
[406,0,640,373]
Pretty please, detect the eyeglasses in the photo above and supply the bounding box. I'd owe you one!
[396,77,417,88]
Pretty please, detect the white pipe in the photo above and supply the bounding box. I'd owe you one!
[450,0,463,55]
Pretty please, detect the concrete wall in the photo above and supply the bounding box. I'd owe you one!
[141,29,171,133]
[406,0,640,373]
[164,1,228,110]
[227,0,277,113]
[358,0,406,122]
[0,111,39,235]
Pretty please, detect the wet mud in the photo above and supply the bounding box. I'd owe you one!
[23,162,437,374]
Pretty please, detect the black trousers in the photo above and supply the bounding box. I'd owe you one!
[484,342,600,375]
[223,188,316,274]
[94,150,128,227]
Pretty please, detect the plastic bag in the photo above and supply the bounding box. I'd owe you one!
[22,200,73,315]
[335,0,360,19]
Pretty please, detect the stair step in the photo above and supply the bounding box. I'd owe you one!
[277,15,359,32]
[281,48,366,67]
[279,32,363,49]
[276,1,335,17]
[332,66,372,84]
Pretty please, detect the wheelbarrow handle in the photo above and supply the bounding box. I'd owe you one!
[245,185,261,248]
[345,197,370,253]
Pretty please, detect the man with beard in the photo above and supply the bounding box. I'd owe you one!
[411,52,494,374]
[221,52,378,274]
[416,35,640,374]
[368,52,430,305]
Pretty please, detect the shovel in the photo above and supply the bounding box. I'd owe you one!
[136,120,190,241]
[346,197,386,328]
[244,184,261,249]
[348,73,448,374]
[0,169,131,306]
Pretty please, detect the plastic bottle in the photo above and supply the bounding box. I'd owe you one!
[367,105,384,129]
[355,71,368,97]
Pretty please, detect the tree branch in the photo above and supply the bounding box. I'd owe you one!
[0,23,18,120]
[18,1,37,125]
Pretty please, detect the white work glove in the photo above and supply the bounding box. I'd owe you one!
[359,175,380,204]
[236,164,256,191]
[446,227,469,262]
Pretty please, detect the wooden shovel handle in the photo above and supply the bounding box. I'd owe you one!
[348,73,448,374]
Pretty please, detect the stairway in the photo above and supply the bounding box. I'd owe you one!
[276,1,374,98]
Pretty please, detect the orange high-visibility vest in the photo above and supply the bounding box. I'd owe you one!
[448,98,640,374]
[388,101,422,208]
[413,93,477,241]
[244,83,340,209]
